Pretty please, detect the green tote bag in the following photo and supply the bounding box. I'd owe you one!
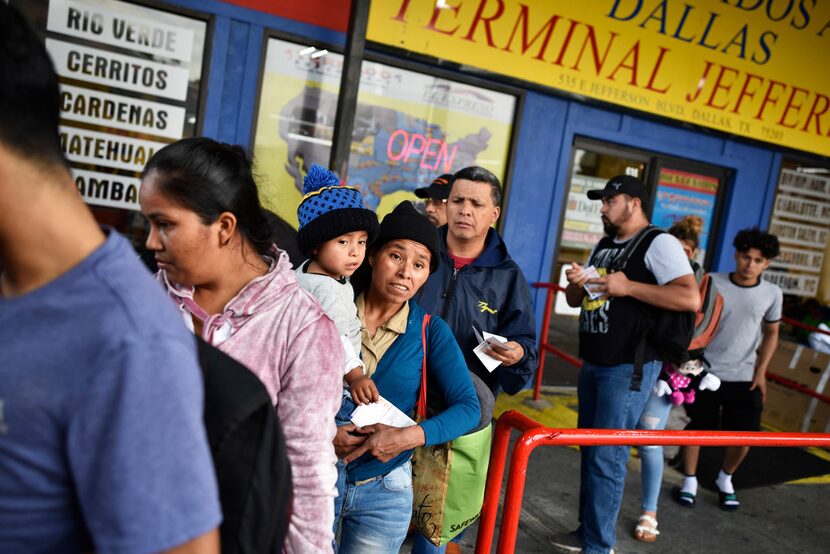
[411,315,493,546]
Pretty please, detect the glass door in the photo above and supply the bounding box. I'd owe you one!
[546,140,649,385]
[543,139,730,386]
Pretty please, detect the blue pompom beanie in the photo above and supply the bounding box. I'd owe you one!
[296,164,379,256]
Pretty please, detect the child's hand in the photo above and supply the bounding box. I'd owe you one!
[350,376,380,405]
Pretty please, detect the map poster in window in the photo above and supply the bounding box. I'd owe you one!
[252,37,516,227]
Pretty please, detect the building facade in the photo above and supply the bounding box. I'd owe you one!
[15,0,830,320]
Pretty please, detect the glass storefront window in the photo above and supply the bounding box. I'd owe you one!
[14,0,210,246]
[252,36,517,227]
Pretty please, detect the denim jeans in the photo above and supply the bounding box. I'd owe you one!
[576,360,660,554]
[636,389,672,512]
[333,460,412,554]
[410,527,466,553]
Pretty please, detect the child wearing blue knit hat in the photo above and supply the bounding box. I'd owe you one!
[295,164,380,405]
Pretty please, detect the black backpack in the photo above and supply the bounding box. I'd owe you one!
[608,226,696,391]
[197,339,292,554]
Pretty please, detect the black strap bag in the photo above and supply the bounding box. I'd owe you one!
[197,339,293,554]
[607,226,695,391]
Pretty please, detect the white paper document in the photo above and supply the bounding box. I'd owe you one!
[582,265,604,300]
[473,329,512,373]
[350,396,417,428]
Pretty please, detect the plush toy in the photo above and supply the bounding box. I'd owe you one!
[653,358,721,406]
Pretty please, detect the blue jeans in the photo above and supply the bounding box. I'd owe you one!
[333,460,412,554]
[411,528,466,553]
[636,389,672,512]
[576,360,660,554]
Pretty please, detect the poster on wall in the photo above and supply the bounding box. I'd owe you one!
[252,37,516,227]
[650,168,719,264]
[16,0,208,211]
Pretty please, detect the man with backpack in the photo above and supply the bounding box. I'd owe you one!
[551,175,700,554]
[674,228,782,512]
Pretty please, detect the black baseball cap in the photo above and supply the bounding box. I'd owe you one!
[587,175,648,202]
[414,174,454,200]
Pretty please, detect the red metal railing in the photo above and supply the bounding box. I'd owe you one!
[782,315,830,336]
[531,282,830,405]
[476,285,830,551]
[767,372,830,404]
[475,410,830,554]
[484,284,830,552]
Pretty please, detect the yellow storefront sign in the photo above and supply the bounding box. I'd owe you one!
[368,0,830,157]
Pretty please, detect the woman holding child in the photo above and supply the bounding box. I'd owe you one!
[139,137,342,553]
[331,201,480,554]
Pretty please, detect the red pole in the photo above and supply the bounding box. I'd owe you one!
[533,428,830,447]
[495,429,549,554]
[475,416,514,554]
[768,372,830,404]
[533,287,555,402]
[540,343,583,369]
[476,412,543,554]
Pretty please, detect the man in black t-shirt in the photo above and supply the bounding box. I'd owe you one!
[550,175,699,554]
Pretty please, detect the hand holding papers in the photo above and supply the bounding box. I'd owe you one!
[472,325,514,372]
[583,265,603,300]
[350,395,417,428]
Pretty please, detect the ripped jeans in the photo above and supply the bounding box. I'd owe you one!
[577,360,661,554]
[636,390,673,512]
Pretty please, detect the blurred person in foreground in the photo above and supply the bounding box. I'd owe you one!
[0,5,221,552]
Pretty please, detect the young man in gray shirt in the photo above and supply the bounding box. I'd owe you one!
[675,228,782,511]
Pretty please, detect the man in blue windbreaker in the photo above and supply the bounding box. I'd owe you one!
[416,166,538,397]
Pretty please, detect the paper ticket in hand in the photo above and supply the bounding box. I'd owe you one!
[473,327,511,372]
[583,265,603,300]
[350,396,417,428]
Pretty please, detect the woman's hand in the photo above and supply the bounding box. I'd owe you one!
[343,424,425,464]
[333,424,369,460]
